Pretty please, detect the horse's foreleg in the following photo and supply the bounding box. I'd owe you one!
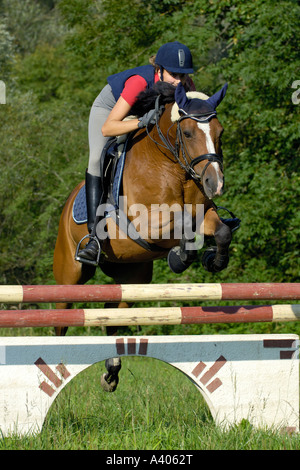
[202,209,232,273]
[100,357,122,392]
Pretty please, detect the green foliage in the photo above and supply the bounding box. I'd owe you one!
[0,22,15,79]
[1,0,65,54]
[0,0,299,290]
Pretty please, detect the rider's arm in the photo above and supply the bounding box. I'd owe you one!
[101,96,140,137]
[102,75,148,137]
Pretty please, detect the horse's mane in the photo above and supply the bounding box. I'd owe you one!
[130,82,176,117]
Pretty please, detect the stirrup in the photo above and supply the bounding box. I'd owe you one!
[75,234,101,266]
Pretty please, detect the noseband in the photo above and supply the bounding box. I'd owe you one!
[176,112,223,181]
[146,96,223,182]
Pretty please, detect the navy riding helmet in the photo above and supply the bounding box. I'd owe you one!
[155,41,194,75]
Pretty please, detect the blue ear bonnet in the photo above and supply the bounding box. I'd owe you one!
[175,82,228,115]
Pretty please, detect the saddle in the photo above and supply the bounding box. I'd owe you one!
[73,137,126,225]
[73,135,169,253]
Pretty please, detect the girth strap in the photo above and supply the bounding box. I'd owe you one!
[110,208,167,253]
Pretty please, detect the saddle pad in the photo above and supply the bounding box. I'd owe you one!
[72,144,127,225]
[72,184,87,224]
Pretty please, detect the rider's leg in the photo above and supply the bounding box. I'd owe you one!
[75,170,102,263]
[76,89,114,265]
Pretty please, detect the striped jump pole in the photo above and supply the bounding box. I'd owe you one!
[0,283,300,303]
[0,304,299,328]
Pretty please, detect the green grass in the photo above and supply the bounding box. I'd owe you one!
[0,354,299,450]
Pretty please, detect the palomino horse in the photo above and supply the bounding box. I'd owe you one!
[53,82,237,390]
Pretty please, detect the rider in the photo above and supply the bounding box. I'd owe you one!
[76,41,195,265]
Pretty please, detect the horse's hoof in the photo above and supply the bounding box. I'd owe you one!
[167,246,193,274]
[105,357,122,375]
[101,373,119,392]
[100,357,122,392]
[202,246,217,272]
[202,246,229,272]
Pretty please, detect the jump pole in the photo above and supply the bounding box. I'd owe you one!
[0,304,299,327]
[0,283,300,303]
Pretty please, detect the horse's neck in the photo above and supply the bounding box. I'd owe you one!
[123,105,208,209]
[150,106,179,163]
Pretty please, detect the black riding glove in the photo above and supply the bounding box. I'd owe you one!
[138,109,156,128]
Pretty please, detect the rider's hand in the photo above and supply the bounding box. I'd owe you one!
[138,109,156,128]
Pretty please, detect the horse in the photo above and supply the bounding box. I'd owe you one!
[53,81,238,390]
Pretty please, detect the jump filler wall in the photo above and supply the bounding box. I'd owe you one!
[0,283,299,436]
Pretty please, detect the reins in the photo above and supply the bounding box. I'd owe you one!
[145,95,223,182]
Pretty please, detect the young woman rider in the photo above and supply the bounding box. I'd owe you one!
[76,41,195,265]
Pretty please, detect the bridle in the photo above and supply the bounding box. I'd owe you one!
[145,96,223,182]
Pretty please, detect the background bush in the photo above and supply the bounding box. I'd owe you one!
[0,0,299,292]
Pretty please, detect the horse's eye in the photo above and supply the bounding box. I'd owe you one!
[183,131,192,139]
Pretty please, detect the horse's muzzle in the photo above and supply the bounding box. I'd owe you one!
[203,173,224,199]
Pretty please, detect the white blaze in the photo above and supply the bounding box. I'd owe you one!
[197,122,216,154]
[197,122,223,194]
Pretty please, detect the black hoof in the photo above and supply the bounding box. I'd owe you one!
[100,357,122,393]
[100,373,119,392]
[202,246,216,271]
[105,357,122,376]
[167,246,193,274]
[202,246,229,273]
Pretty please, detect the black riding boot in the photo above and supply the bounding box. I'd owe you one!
[75,170,102,265]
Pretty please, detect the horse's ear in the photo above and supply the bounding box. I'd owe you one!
[206,83,228,110]
[175,82,189,110]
